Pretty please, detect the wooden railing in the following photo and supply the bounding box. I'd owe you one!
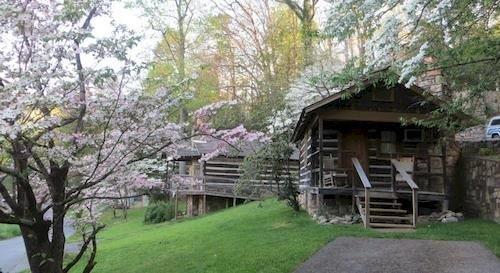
[352,157,371,228]
[391,159,419,228]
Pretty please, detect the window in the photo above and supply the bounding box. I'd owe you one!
[380,131,396,154]
[372,86,395,102]
[404,129,423,142]
[490,119,500,126]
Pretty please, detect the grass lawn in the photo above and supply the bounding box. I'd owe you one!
[0,223,21,240]
[71,199,500,273]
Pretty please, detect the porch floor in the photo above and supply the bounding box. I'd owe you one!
[311,187,446,201]
[294,237,500,273]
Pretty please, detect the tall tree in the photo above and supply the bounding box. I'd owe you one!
[138,0,197,122]
[0,2,183,272]
[324,0,500,124]
[213,0,304,130]
[278,0,318,65]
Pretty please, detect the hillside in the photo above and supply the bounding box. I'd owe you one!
[71,200,500,273]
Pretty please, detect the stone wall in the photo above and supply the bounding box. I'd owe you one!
[299,190,353,217]
[460,140,500,155]
[456,125,486,142]
[460,156,500,222]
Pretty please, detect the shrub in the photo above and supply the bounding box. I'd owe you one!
[144,201,175,224]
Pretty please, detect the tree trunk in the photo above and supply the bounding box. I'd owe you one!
[281,0,316,66]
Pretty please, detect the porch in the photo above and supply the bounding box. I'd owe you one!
[299,120,448,228]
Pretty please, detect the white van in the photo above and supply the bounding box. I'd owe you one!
[486,116,500,139]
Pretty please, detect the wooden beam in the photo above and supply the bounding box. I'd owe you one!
[203,194,207,214]
[320,110,429,123]
[365,189,370,228]
[174,190,178,220]
[412,189,418,228]
[319,117,324,188]
[352,158,372,189]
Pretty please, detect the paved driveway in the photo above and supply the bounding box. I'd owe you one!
[0,222,77,273]
[294,237,500,273]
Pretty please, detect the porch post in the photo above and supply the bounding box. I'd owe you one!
[318,118,324,188]
[174,190,178,220]
[364,189,370,228]
[391,164,396,193]
[203,194,207,214]
[412,189,418,228]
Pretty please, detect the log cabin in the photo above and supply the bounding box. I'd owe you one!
[292,75,466,229]
[168,140,299,217]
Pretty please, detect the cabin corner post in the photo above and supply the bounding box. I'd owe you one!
[200,160,206,192]
[318,117,324,188]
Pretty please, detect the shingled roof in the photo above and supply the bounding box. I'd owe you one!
[174,139,299,161]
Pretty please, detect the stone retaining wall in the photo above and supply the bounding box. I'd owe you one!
[460,156,500,222]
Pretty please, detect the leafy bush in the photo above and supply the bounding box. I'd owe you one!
[0,224,21,239]
[144,201,175,224]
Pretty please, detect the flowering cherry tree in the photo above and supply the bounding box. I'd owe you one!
[193,101,269,161]
[0,1,183,273]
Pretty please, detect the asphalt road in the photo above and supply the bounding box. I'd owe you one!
[0,222,76,273]
[294,237,500,273]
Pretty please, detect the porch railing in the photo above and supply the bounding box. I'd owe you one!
[391,159,419,227]
[352,157,372,228]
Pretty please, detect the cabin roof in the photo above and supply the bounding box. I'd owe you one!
[174,139,300,161]
[291,72,469,142]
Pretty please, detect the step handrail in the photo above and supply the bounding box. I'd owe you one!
[391,159,419,228]
[352,157,371,228]
[390,159,419,190]
[352,158,372,189]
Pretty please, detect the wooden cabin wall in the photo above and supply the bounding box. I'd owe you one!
[334,85,437,114]
[299,128,312,186]
[203,156,299,197]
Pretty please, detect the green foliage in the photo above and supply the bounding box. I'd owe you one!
[211,104,247,130]
[324,0,499,130]
[143,201,175,224]
[239,133,300,211]
[0,224,21,239]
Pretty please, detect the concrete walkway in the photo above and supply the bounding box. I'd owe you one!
[294,237,500,273]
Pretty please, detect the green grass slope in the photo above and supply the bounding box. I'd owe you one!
[72,199,500,273]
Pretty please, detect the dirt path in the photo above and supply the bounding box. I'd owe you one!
[294,237,500,273]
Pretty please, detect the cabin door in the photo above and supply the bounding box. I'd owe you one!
[341,129,368,173]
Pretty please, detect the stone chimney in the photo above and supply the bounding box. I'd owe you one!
[415,56,446,98]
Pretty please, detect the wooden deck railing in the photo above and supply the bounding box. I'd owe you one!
[391,159,419,227]
[352,157,371,228]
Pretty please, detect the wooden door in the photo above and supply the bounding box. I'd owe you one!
[341,129,368,172]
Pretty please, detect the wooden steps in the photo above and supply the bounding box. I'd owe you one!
[364,208,407,213]
[369,223,414,228]
[356,192,414,229]
[369,201,402,206]
[370,215,412,221]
